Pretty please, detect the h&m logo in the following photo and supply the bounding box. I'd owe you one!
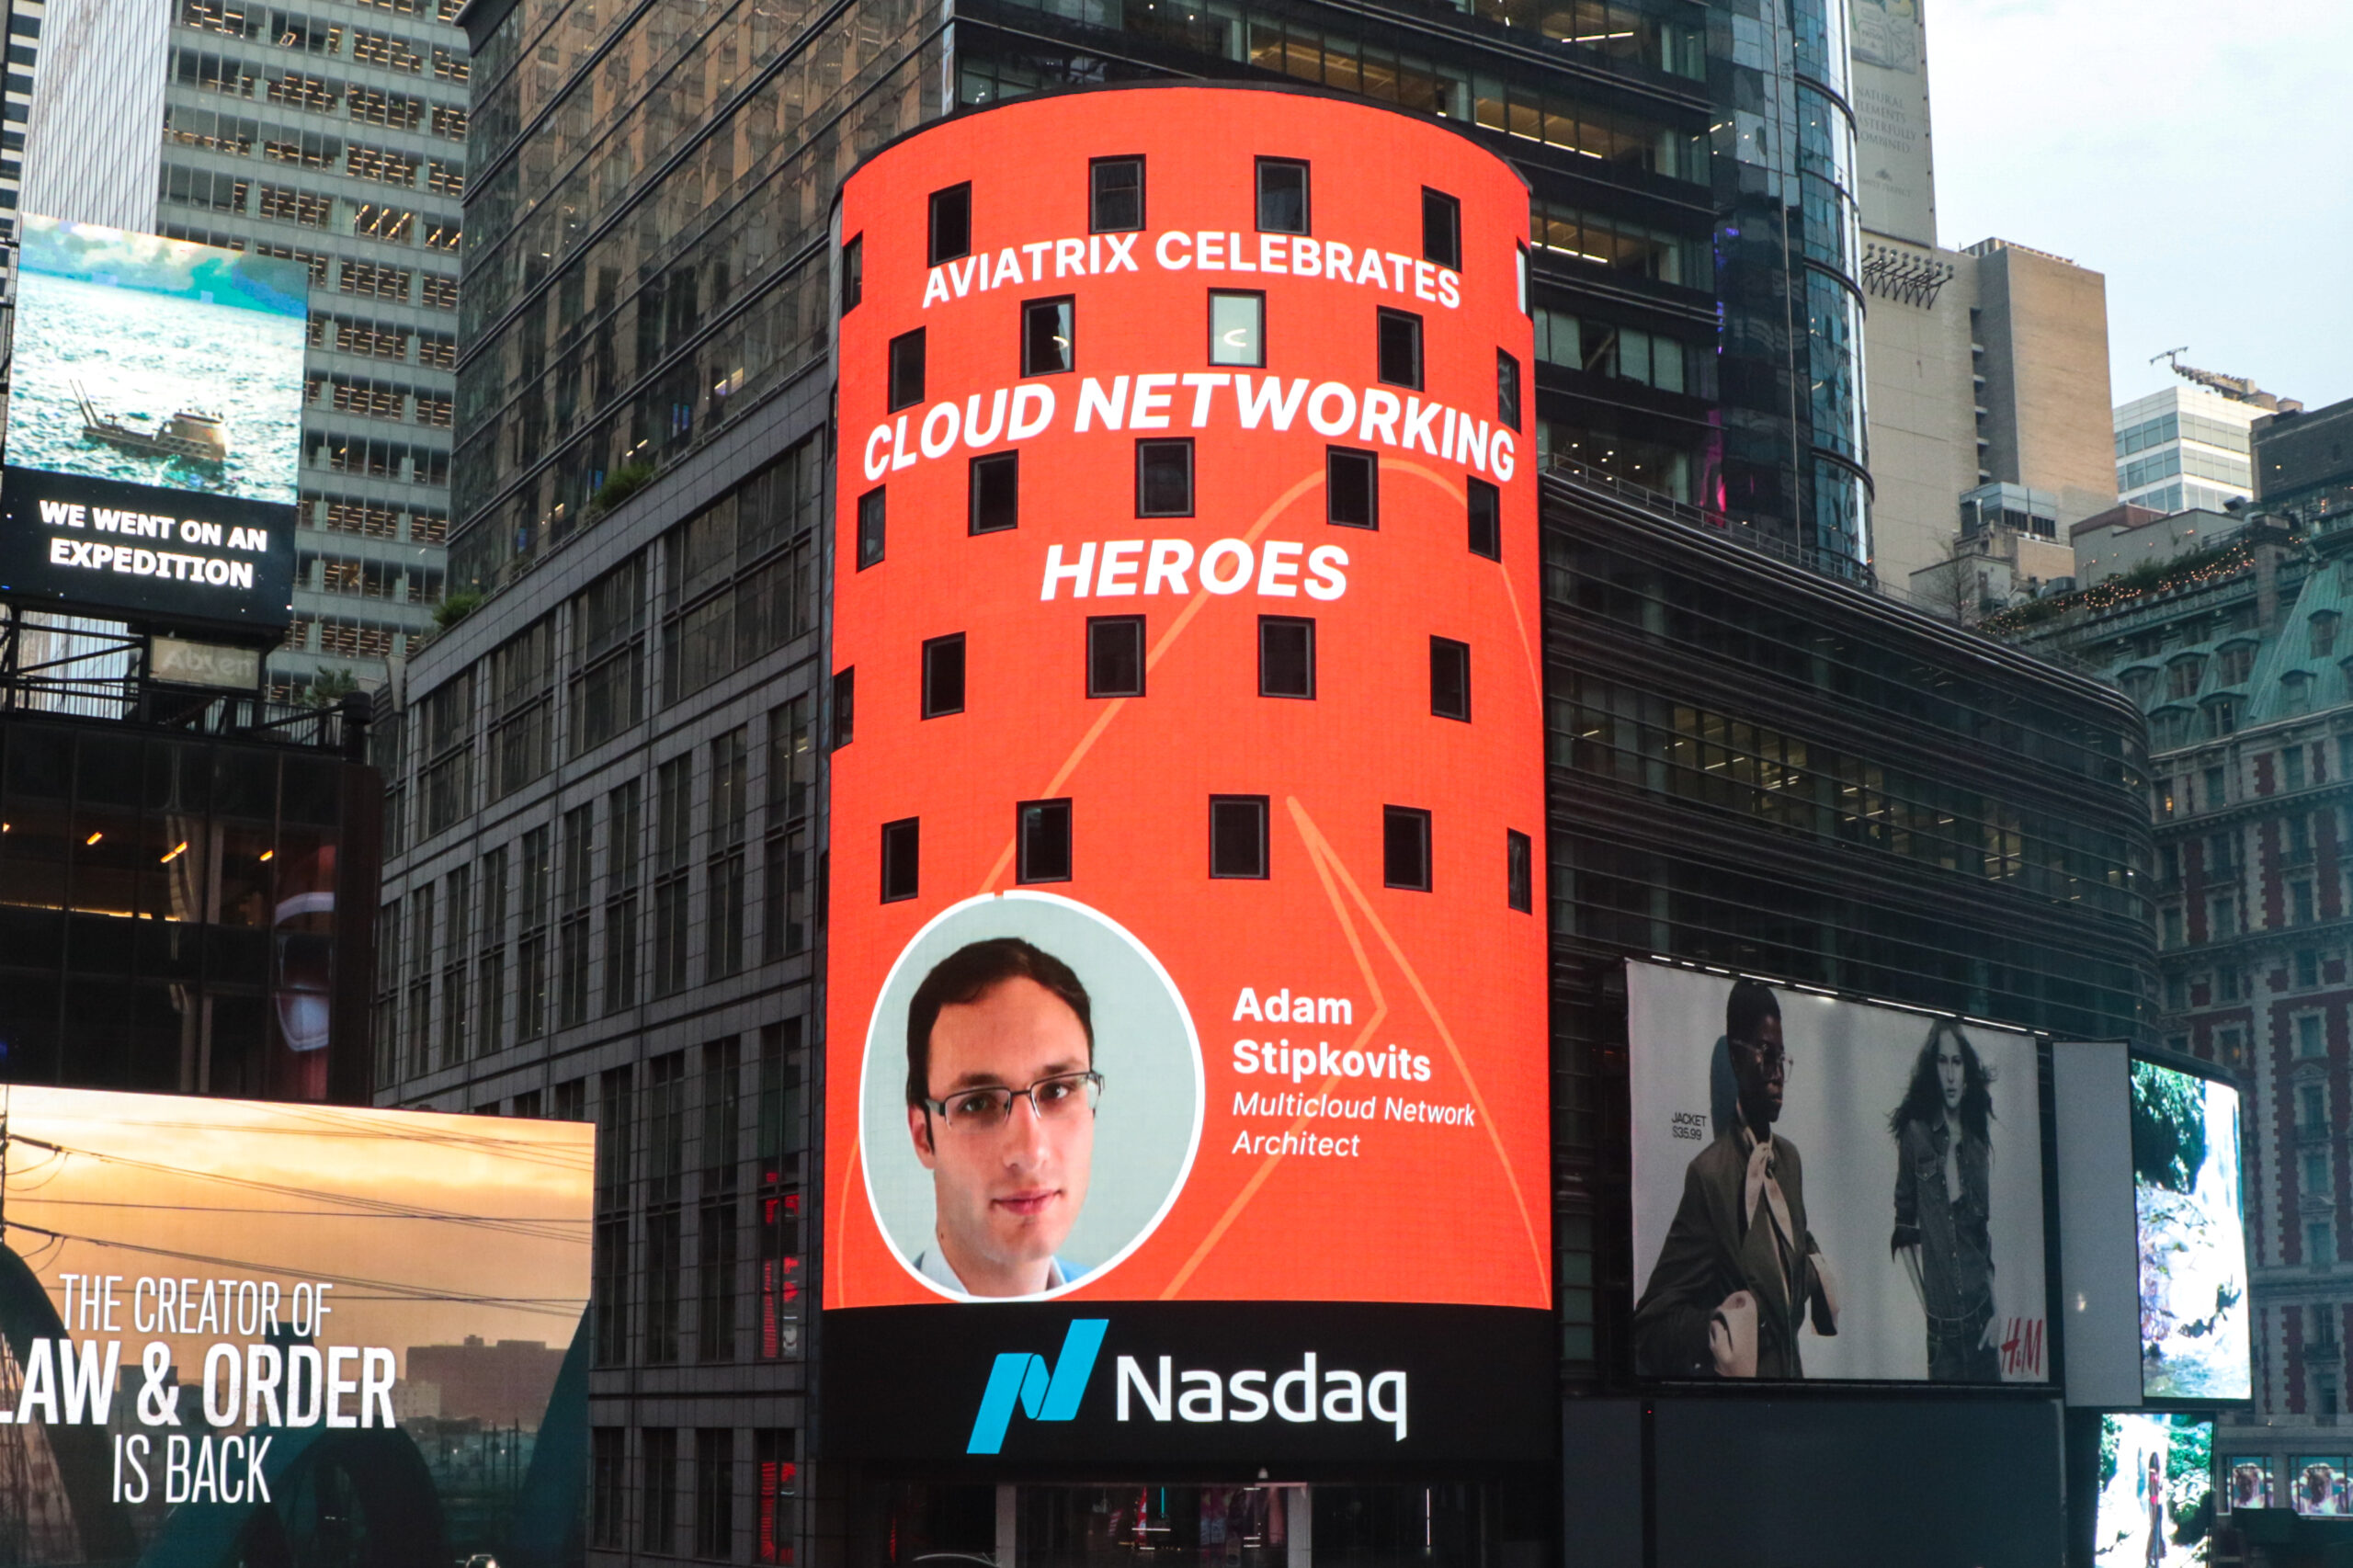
[966,1320,1108,1454]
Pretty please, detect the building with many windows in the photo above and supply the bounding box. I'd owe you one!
[411,3,1881,1547]
[0,0,46,295]
[18,0,469,699]
[373,60,2164,1558]
[2257,392,2353,528]
[2114,383,2266,517]
[2005,505,2353,1483]
[1869,234,2118,598]
[333,0,2209,1529]
[450,0,1870,589]
[0,671,380,1102]
[1842,0,2121,597]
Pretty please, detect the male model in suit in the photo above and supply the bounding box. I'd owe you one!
[1633,978,1839,1377]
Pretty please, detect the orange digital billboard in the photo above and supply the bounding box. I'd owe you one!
[823,85,1550,1460]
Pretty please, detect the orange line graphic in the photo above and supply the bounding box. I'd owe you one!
[833,1135,864,1304]
[1287,801,1549,1289]
[976,468,1327,895]
[1387,460,1540,699]
[1385,460,1461,506]
[1497,563,1540,708]
[1160,801,1391,1298]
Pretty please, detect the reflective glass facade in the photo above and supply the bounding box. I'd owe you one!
[449,0,1874,596]
[1540,470,2154,1385]
[449,0,940,592]
[0,710,379,1100]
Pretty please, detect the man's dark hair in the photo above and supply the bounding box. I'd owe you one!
[905,937,1093,1108]
[1725,979,1780,1049]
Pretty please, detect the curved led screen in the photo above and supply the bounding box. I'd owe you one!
[822,85,1549,1462]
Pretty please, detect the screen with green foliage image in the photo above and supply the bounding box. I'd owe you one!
[2097,1414,2211,1566]
[2133,1061,2250,1400]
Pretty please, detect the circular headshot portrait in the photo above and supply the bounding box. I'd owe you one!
[860,891,1204,1301]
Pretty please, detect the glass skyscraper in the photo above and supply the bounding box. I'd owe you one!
[18,0,469,699]
[453,0,1870,588]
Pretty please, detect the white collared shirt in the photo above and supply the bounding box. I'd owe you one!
[912,1247,1074,1299]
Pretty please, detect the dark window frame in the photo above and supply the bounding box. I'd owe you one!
[1255,157,1310,235]
[1430,636,1471,722]
[921,632,967,719]
[1467,476,1501,561]
[1021,294,1076,377]
[927,182,972,265]
[1422,187,1461,270]
[1258,615,1316,700]
[1497,348,1522,431]
[887,327,925,412]
[1016,798,1074,885]
[1326,446,1379,528]
[880,817,919,902]
[830,666,854,749]
[1210,795,1271,880]
[1086,615,1146,699]
[1209,289,1267,369]
[856,485,885,569]
[1377,308,1424,390]
[1506,829,1532,913]
[1089,155,1145,233]
[1135,437,1196,518]
[969,450,1019,534]
[1383,806,1432,892]
[840,233,862,314]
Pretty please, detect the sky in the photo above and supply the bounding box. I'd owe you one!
[20,214,311,318]
[1928,0,2353,413]
[0,1086,592,1380]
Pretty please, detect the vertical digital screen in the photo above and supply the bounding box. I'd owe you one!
[2132,1059,2251,1401]
[0,215,303,627]
[825,93,1544,1320]
[2097,1414,2212,1565]
[1629,962,2050,1383]
[0,1085,591,1561]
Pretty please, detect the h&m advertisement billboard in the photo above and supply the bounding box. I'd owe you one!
[0,216,302,631]
[0,1086,591,1563]
[821,85,1552,1464]
[1628,960,2053,1385]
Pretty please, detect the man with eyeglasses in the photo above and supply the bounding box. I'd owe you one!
[904,937,1102,1298]
[1632,978,1840,1377]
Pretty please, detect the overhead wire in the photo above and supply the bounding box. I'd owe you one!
[8,1134,585,1243]
[4,1221,587,1320]
[9,1197,588,1223]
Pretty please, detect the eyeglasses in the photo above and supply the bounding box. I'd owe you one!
[1735,1041,1791,1082]
[924,1070,1103,1130]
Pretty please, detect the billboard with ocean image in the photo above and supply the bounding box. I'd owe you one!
[6,217,307,504]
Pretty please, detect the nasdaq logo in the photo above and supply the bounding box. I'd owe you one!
[966,1319,1108,1455]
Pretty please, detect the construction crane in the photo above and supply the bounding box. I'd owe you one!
[2152,348,2302,412]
